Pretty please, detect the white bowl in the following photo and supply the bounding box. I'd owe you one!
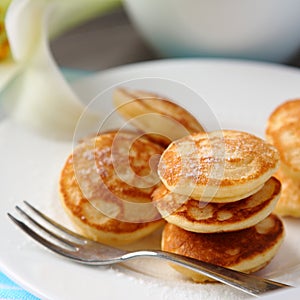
[124,0,300,62]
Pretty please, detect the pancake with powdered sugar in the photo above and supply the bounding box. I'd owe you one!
[158,130,280,202]
[60,131,165,246]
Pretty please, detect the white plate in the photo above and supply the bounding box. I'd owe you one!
[1,59,300,300]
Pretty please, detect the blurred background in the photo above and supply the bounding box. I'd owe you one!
[50,7,156,71]
[50,6,300,72]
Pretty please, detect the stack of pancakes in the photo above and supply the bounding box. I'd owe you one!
[59,87,285,283]
[153,130,284,282]
[266,99,300,217]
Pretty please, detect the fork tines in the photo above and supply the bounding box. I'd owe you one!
[8,201,85,257]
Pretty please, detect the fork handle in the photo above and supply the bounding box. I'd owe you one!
[124,250,291,297]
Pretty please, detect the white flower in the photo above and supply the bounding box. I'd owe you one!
[0,0,121,139]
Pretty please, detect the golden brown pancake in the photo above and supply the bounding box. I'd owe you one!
[113,87,204,147]
[153,177,281,233]
[266,99,300,180]
[268,123,300,180]
[266,99,300,141]
[158,130,280,201]
[162,214,284,283]
[60,131,165,246]
[273,123,300,180]
[274,169,300,217]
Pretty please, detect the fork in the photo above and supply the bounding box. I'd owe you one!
[8,201,291,297]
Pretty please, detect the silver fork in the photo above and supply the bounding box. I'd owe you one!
[8,201,291,297]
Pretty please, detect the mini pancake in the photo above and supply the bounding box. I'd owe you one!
[266,99,300,180]
[153,177,281,233]
[267,123,300,180]
[158,130,279,201]
[274,169,300,217]
[162,214,284,283]
[113,87,204,147]
[266,99,300,141]
[60,131,165,246]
